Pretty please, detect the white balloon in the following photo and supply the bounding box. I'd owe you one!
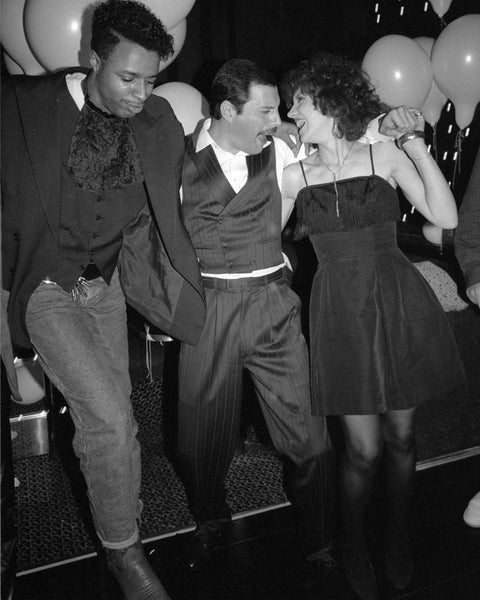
[159,20,187,73]
[23,0,194,73]
[143,0,195,30]
[414,37,447,127]
[429,0,452,18]
[431,14,480,130]
[0,0,46,74]
[362,35,433,109]
[3,51,25,75]
[24,0,93,70]
[153,82,209,135]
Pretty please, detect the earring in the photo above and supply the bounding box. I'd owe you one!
[332,121,341,138]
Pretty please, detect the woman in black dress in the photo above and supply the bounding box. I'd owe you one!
[281,54,465,600]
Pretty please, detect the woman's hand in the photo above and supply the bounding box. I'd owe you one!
[271,121,303,156]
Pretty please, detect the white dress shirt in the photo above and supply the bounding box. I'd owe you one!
[66,72,87,109]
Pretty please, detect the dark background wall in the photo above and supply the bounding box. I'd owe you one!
[1,1,478,212]
[165,0,480,209]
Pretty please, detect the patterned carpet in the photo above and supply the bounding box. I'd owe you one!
[415,307,480,461]
[12,306,480,572]
[14,379,289,572]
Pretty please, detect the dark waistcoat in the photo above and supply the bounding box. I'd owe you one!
[57,165,147,289]
[181,134,283,274]
[46,96,147,290]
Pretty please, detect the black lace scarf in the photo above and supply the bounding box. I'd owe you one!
[66,94,144,192]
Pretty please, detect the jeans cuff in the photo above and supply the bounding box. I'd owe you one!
[99,523,139,550]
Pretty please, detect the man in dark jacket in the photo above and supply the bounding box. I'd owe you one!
[455,144,480,529]
[1,2,204,598]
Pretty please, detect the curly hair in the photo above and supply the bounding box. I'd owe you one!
[281,53,383,141]
[91,0,173,61]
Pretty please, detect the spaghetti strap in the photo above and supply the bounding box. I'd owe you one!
[299,160,309,186]
[369,144,375,176]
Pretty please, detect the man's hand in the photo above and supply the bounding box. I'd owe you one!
[271,121,303,156]
[379,106,425,138]
[467,283,480,308]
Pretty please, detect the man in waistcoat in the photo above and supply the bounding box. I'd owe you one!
[176,58,336,576]
[1,1,204,598]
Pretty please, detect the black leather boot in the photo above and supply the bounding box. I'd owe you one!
[106,541,171,600]
[341,546,378,600]
[384,526,414,589]
[186,520,230,571]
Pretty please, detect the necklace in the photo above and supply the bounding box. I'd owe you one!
[317,142,354,217]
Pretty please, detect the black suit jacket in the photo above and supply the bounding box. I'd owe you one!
[455,145,480,294]
[1,69,205,352]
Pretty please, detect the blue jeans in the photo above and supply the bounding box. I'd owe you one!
[25,270,141,549]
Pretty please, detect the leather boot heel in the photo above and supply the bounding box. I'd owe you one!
[106,541,171,600]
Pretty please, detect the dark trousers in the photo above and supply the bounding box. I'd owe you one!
[177,273,335,550]
[1,362,17,600]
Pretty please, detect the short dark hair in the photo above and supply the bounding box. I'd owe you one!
[91,0,173,61]
[281,53,383,141]
[209,59,277,120]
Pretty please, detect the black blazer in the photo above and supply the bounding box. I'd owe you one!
[455,145,480,293]
[1,69,205,352]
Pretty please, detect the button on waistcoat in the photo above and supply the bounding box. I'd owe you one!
[58,168,147,282]
[181,135,283,274]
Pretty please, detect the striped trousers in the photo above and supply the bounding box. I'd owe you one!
[177,271,335,551]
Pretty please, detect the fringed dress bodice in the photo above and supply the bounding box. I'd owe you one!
[294,175,401,239]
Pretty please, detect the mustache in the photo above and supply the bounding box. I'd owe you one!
[260,127,277,136]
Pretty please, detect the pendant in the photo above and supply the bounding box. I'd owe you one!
[333,175,340,217]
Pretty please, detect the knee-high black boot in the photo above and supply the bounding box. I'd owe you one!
[339,452,378,600]
[383,438,416,589]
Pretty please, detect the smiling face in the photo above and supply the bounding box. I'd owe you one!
[287,89,332,144]
[88,37,160,118]
[227,83,282,154]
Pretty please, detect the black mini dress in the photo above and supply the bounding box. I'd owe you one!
[295,147,466,415]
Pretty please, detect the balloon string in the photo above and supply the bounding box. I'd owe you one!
[452,130,464,188]
[432,124,438,162]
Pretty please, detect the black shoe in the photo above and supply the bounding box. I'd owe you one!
[306,545,339,575]
[186,521,229,571]
[303,546,342,598]
[106,541,171,600]
[341,547,377,600]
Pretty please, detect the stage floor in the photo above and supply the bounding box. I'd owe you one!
[13,454,480,599]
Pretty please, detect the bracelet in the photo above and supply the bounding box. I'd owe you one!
[397,130,425,148]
